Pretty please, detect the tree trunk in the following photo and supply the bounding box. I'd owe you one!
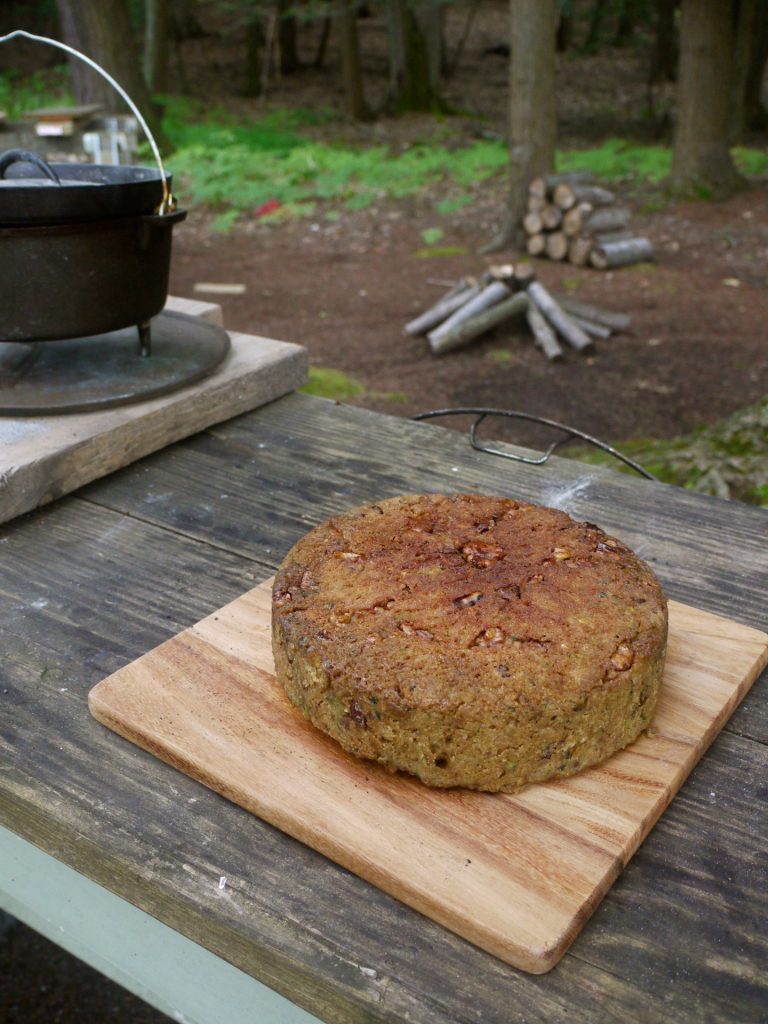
[144,0,170,92]
[670,0,742,195]
[339,0,370,120]
[278,0,301,75]
[614,0,639,46]
[583,0,606,52]
[55,0,166,146]
[649,0,678,82]
[556,2,573,52]
[731,0,768,139]
[386,0,446,112]
[244,14,264,97]
[744,2,768,131]
[490,0,557,249]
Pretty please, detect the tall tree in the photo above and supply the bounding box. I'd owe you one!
[648,0,678,83]
[670,0,742,194]
[730,0,768,140]
[339,0,370,120]
[386,0,445,113]
[144,0,171,92]
[490,0,557,249]
[55,0,165,145]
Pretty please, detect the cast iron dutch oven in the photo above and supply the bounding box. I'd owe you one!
[0,30,186,343]
[0,150,186,342]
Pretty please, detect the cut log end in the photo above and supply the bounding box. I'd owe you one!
[545,231,568,261]
[526,233,546,256]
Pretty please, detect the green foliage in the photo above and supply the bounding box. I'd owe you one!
[557,139,768,185]
[420,227,444,246]
[565,397,768,506]
[300,368,365,401]
[209,208,240,233]
[733,147,768,178]
[557,139,672,182]
[0,66,72,117]
[300,369,408,406]
[156,101,768,219]
[162,100,506,216]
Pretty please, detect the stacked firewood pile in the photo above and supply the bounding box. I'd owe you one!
[405,264,629,361]
[523,172,654,269]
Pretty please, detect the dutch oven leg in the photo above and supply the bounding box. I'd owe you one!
[138,321,152,358]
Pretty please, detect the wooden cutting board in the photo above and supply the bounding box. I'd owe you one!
[89,580,768,974]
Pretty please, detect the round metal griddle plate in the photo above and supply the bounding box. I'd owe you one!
[0,311,230,415]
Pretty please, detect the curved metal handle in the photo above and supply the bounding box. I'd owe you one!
[0,29,174,213]
[0,148,62,183]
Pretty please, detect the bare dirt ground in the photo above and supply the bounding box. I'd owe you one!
[170,184,768,453]
[2,2,767,1021]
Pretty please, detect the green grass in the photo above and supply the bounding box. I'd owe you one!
[557,138,768,184]
[163,107,768,218]
[0,66,72,117]
[300,368,408,406]
[300,368,365,402]
[564,397,768,506]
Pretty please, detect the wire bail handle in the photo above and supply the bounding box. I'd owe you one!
[0,28,174,214]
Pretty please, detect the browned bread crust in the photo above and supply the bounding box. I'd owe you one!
[271,494,668,792]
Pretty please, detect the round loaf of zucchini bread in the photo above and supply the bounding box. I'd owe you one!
[271,493,667,793]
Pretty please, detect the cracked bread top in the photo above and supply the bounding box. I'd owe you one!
[272,493,668,712]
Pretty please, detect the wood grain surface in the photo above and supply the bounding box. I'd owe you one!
[4,393,767,1023]
[89,578,768,974]
[0,299,307,525]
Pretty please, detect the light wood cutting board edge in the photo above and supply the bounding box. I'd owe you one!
[87,581,768,974]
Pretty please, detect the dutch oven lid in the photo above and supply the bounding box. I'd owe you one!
[0,148,172,225]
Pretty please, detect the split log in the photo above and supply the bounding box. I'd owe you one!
[581,205,632,236]
[512,261,536,288]
[527,281,593,352]
[488,263,515,283]
[540,203,563,230]
[527,194,547,213]
[567,315,612,339]
[552,182,577,210]
[593,229,635,246]
[545,231,569,261]
[566,236,593,266]
[562,202,593,237]
[428,291,529,356]
[545,171,594,190]
[526,233,546,256]
[529,171,594,200]
[568,184,615,207]
[589,236,655,270]
[523,211,543,235]
[428,280,512,353]
[526,304,563,361]
[556,296,631,332]
[528,177,547,200]
[405,278,481,336]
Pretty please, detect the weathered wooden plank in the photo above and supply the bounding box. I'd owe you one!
[0,328,308,526]
[571,730,768,1024]
[78,402,768,756]
[0,511,691,1022]
[2,394,766,1022]
[81,395,768,629]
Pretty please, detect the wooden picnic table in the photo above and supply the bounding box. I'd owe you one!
[1,390,766,1023]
